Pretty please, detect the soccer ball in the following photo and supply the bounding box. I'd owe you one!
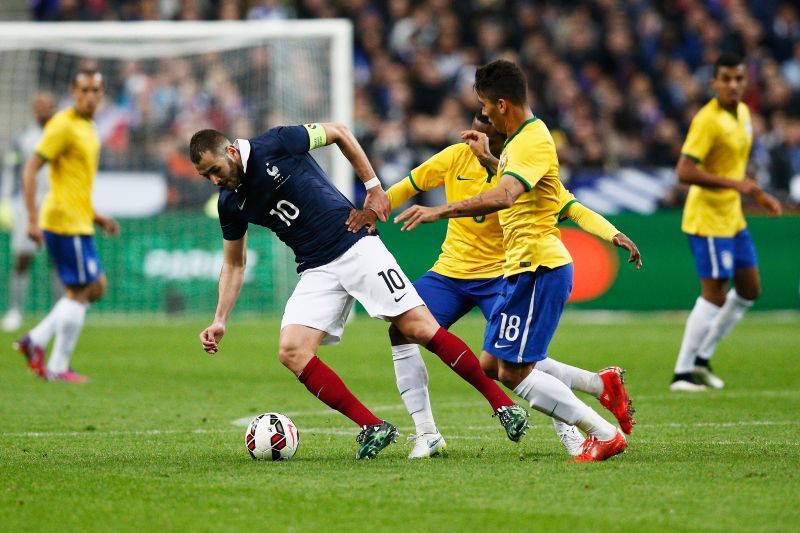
[245,412,299,461]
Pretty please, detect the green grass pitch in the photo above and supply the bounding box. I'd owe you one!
[1,312,798,531]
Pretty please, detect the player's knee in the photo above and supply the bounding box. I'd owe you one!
[388,324,412,345]
[736,284,760,301]
[88,277,107,302]
[496,367,520,390]
[277,343,311,375]
[480,355,498,380]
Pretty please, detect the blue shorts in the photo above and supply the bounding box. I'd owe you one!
[482,264,573,364]
[414,271,504,328]
[43,231,103,287]
[687,229,758,280]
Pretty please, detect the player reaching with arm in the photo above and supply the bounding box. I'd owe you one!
[14,70,119,382]
[397,60,636,462]
[670,53,782,392]
[349,112,639,458]
[189,121,529,460]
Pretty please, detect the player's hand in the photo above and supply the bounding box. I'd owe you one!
[737,179,762,196]
[95,214,120,236]
[26,221,43,247]
[395,205,443,231]
[461,129,491,160]
[755,191,782,217]
[345,208,378,234]
[612,233,642,270]
[200,322,226,354]
[363,186,390,222]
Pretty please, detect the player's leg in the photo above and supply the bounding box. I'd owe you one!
[340,236,527,441]
[2,253,33,332]
[671,235,733,391]
[280,261,396,459]
[4,209,39,332]
[693,231,760,388]
[42,234,105,383]
[15,233,85,378]
[485,265,625,461]
[391,273,472,457]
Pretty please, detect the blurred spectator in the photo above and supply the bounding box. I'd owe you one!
[26,0,800,203]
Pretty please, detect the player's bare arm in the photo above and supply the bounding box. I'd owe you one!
[396,174,525,231]
[320,122,390,222]
[21,152,46,246]
[200,234,248,354]
[612,233,643,269]
[676,155,760,195]
[94,213,120,236]
[461,129,499,173]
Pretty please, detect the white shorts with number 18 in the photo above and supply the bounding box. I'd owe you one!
[281,235,424,345]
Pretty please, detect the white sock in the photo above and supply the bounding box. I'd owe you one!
[46,298,87,374]
[393,344,437,435]
[10,270,29,311]
[673,297,720,375]
[696,288,753,362]
[536,357,603,397]
[29,297,71,347]
[513,369,617,440]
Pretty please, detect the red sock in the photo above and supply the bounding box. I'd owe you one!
[426,327,513,411]
[298,356,382,427]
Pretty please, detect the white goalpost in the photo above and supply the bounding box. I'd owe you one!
[0,21,354,315]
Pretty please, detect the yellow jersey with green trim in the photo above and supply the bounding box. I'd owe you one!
[36,107,100,235]
[680,98,752,237]
[386,143,505,278]
[496,117,572,277]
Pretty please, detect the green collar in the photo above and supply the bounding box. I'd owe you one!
[503,117,538,149]
[714,98,738,118]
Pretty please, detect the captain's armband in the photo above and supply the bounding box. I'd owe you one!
[303,123,327,151]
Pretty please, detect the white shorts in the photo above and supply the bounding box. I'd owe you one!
[281,235,424,345]
[10,199,39,255]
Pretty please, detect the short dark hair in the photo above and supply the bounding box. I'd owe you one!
[72,68,103,87]
[189,129,230,164]
[713,53,744,77]
[474,60,527,105]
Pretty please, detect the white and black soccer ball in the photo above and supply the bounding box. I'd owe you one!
[245,412,299,461]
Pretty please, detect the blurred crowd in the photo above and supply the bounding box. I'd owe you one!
[25,0,800,207]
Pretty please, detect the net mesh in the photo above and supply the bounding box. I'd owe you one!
[0,23,349,316]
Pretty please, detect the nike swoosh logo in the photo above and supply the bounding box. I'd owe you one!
[494,342,512,349]
[237,198,247,210]
[427,437,443,449]
[456,176,472,181]
[394,293,407,302]
[450,350,466,367]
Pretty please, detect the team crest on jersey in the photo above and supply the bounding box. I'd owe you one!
[266,162,290,188]
[499,151,508,172]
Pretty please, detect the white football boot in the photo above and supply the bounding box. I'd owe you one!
[553,420,584,457]
[693,365,725,389]
[670,379,707,392]
[408,432,447,459]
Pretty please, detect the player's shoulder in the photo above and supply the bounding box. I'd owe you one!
[437,142,473,162]
[217,189,239,213]
[44,108,74,129]
[507,118,553,153]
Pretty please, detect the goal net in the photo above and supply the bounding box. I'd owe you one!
[0,20,353,316]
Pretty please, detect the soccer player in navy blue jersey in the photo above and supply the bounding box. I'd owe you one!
[189,123,530,459]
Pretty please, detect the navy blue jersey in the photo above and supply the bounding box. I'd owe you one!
[217,125,371,272]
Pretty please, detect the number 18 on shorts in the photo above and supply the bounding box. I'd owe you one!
[482,264,573,364]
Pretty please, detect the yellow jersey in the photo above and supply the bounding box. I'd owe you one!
[387,143,505,278]
[35,107,100,235]
[681,98,752,237]
[496,117,572,277]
